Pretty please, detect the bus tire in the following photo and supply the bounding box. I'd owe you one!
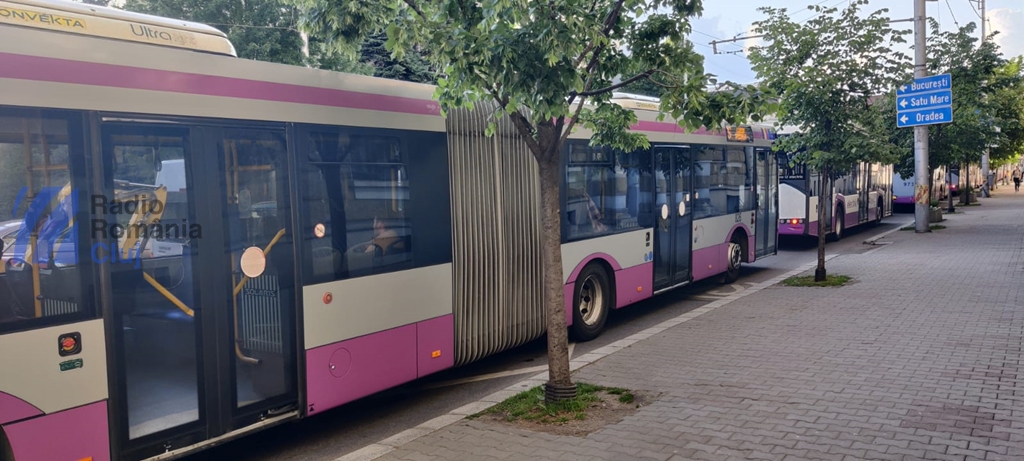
[570,263,611,342]
[0,427,12,461]
[832,208,845,241]
[875,198,884,224]
[723,240,743,284]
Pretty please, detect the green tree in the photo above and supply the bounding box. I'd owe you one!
[78,0,110,5]
[122,0,307,65]
[989,56,1024,170]
[306,34,375,76]
[291,0,773,401]
[121,0,434,82]
[620,75,666,97]
[887,22,1015,207]
[924,22,1002,206]
[748,0,909,282]
[360,32,437,84]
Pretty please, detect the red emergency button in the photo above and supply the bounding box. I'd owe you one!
[58,332,82,357]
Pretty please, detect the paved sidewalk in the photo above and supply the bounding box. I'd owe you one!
[373,193,1024,461]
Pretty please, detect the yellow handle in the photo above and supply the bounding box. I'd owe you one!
[143,272,194,317]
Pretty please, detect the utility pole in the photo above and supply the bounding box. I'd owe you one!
[979,0,992,197]
[914,0,931,233]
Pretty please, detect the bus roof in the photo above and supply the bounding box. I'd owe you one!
[0,0,236,56]
[610,92,662,111]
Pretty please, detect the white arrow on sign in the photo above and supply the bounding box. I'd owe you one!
[900,84,907,92]
[900,115,909,124]
[900,99,908,108]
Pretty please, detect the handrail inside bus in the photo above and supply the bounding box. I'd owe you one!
[230,228,287,366]
[143,272,194,317]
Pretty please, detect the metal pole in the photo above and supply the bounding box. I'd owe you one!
[914,0,931,232]
[980,0,991,197]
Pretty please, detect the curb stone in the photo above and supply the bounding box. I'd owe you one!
[332,258,838,461]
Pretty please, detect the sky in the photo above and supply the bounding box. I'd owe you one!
[687,0,1024,84]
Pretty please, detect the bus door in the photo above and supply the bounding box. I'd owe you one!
[652,146,692,291]
[754,148,778,257]
[100,121,298,460]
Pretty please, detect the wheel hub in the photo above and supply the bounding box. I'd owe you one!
[579,275,604,326]
[729,243,741,269]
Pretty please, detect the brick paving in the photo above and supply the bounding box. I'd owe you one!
[376,193,1024,461]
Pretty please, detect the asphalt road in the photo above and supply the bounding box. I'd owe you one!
[183,215,910,461]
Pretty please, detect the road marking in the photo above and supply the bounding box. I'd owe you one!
[334,259,830,461]
[690,295,725,301]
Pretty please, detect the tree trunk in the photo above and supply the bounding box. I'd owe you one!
[928,165,936,207]
[946,168,955,213]
[815,170,828,282]
[966,166,973,204]
[535,134,575,403]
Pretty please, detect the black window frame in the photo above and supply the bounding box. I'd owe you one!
[560,140,653,243]
[294,124,451,286]
[0,105,98,336]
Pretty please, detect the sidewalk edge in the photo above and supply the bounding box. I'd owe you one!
[332,259,827,461]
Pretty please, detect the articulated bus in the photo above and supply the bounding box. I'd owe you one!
[0,1,778,460]
[778,153,893,240]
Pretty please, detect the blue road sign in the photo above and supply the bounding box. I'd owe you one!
[896,74,953,128]
[897,73,951,96]
[897,90,952,112]
[897,106,953,128]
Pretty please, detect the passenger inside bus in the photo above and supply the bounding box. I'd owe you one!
[362,216,404,255]
[566,189,609,235]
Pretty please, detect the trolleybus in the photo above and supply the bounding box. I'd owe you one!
[0,1,778,460]
[892,168,947,211]
[779,153,893,239]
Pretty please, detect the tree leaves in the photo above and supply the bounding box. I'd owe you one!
[287,0,774,156]
[747,0,910,178]
[881,22,1024,177]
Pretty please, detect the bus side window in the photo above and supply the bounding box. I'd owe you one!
[0,108,91,331]
[302,131,413,283]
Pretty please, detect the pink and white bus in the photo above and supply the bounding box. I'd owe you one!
[778,153,894,240]
[0,2,778,460]
[892,168,947,210]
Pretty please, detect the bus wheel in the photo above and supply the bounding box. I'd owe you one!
[723,241,743,284]
[875,199,884,224]
[833,211,845,241]
[570,264,611,342]
[0,428,12,461]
